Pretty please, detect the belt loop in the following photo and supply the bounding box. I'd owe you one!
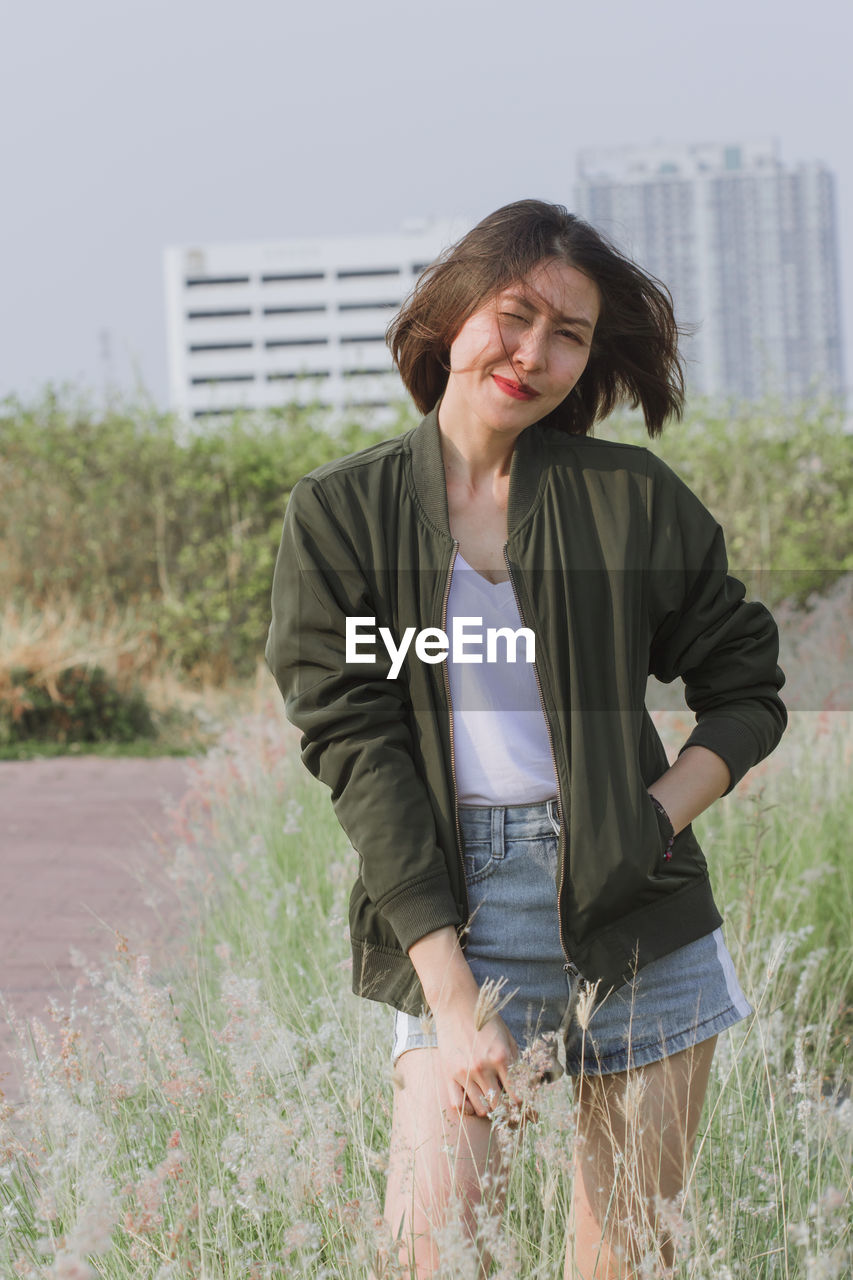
[547,798,561,837]
[491,805,506,860]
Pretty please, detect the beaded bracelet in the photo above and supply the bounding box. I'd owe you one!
[648,793,676,861]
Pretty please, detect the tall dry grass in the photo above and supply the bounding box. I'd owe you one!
[0,590,274,757]
[1,688,850,1277]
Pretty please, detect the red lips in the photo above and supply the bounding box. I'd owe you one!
[493,374,540,401]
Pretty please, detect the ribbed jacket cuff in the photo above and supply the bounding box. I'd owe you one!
[678,716,762,794]
[378,873,462,953]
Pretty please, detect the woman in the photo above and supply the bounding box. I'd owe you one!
[265,200,787,1278]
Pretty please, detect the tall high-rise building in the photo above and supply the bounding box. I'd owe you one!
[574,141,844,402]
[163,220,466,421]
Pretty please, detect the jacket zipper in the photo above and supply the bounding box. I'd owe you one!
[440,541,469,930]
[503,545,586,986]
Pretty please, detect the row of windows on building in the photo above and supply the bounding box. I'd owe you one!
[191,369,394,384]
[187,303,399,319]
[185,264,430,287]
[189,337,388,352]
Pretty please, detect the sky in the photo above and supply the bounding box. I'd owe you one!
[2,0,851,413]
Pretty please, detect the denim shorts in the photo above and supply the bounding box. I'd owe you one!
[391,800,751,1077]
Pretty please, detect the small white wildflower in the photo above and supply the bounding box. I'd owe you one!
[282,800,303,834]
[432,1193,479,1275]
[575,979,602,1032]
[616,1068,649,1124]
[35,1188,58,1221]
[793,948,829,1017]
[819,1186,846,1213]
[49,1262,97,1280]
[787,1220,810,1248]
[764,934,792,983]
[473,976,516,1030]
[283,1219,321,1252]
[800,863,834,885]
[833,1098,853,1133]
[328,859,349,888]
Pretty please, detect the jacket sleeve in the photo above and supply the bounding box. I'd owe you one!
[264,475,461,950]
[645,454,787,794]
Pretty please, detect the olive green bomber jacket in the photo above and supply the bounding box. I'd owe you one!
[264,406,787,1014]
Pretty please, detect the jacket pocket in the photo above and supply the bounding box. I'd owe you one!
[646,792,676,860]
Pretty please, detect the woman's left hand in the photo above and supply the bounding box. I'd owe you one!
[647,745,731,835]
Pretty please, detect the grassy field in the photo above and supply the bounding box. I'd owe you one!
[1,390,849,1274]
[1,688,851,1278]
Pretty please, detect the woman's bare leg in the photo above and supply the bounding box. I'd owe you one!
[378,1047,508,1279]
[564,1036,716,1279]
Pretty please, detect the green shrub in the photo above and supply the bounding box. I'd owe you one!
[0,387,398,682]
[0,384,849,685]
[0,663,157,745]
[604,395,852,606]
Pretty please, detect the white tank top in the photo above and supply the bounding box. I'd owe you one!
[446,552,558,806]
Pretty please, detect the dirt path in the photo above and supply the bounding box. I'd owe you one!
[0,754,199,1102]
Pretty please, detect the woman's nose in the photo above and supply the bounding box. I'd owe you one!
[513,325,547,372]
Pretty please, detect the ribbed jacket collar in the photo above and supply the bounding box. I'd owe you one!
[408,402,547,538]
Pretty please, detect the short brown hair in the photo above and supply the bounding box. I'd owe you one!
[386,199,685,437]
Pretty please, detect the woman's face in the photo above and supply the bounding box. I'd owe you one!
[443,257,600,436]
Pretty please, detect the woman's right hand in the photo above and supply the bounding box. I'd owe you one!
[407,924,522,1119]
[434,994,520,1119]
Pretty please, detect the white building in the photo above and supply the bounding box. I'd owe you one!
[163,220,467,421]
[575,141,845,402]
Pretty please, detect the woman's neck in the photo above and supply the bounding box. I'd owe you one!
[436,395,523,491]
